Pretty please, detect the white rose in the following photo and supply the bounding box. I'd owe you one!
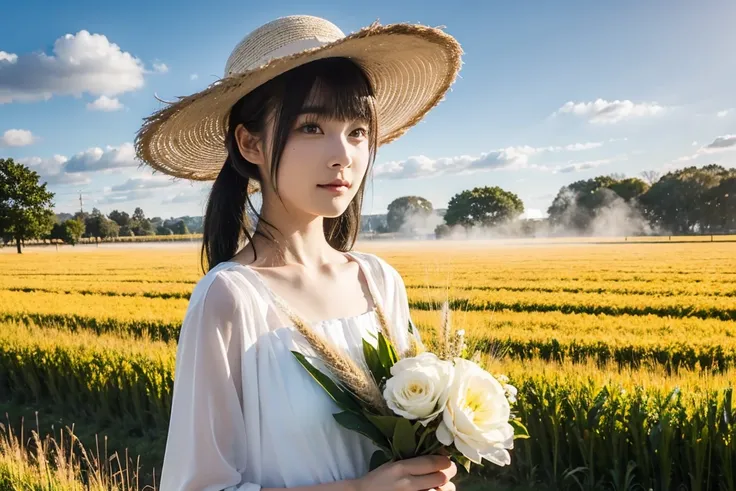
[436,358,515,466]
[383,352,454,426]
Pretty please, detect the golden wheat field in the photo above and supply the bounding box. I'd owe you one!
[1,238,736,491]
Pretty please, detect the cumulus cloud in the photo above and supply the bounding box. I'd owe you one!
[674,134,736,162]
[553,99,666,124]
[0,30,145,104]
[86,95,124,111]
[18,155,91,186]
[153,62,169,73]
[373,140,609,180]
[1,129,36,147]
[705,135,736,150]
[190,73,198,80]
[0,51,17,63]
[63,142,138,173]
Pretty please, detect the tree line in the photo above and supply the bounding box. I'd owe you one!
[2,157,735,253]
[383,164,736,237]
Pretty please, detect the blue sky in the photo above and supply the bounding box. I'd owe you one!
[1,0,735,220]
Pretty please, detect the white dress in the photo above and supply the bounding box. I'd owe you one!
[158,250,424,491]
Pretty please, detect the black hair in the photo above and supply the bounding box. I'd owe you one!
[201,57,378,273]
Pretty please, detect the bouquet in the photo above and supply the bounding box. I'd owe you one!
[290,300,528,473]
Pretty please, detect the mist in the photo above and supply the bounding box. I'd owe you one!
[383,190,665,241]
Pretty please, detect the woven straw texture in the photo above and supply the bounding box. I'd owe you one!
[135,15,463,192]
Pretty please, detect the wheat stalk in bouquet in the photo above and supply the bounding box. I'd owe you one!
[288,294,529,473]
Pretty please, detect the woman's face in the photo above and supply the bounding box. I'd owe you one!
[260,106,371,219]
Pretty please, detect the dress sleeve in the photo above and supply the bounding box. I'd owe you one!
[158,271,262,491]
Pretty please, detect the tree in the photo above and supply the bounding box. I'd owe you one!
[132,207,146,223]
[0,158,56,253]
[547,176,648,232]
[444,186,524,228]
[62,219,85,245]
[171,220,189,235]
[100,218,120,238]
[156,226,174,235]
[702,176,736,233]
[386,196,433,234]
[640,170,661,186]
[640,164,736,234]
[83,208,120,240]
[51,219,85,245]
[608,178,649,202]
[130,206,154,236]
[108,210,131,227]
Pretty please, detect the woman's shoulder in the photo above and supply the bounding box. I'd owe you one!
[188,261,261,316]
[349,250,403,291]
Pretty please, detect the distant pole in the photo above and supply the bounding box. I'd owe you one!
[79,191,84,215]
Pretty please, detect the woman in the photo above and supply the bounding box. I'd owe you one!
[135,14,463,491]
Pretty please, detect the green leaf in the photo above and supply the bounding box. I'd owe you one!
[362,339,388,385]
[454,454,472,474]
[291,351,360,414]
[365,414,402,439]
[377,331,399,368]
[369,450,392,471]
[333,411,390,453]
[392,418,419,459]
[510,418,530,439]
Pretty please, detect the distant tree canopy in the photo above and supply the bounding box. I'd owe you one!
[386,196,433,233]
[444,186,524,228]
[639,164,736,234]
[547,176,650,232]
[0,158,56,253]
[546,165,736,235]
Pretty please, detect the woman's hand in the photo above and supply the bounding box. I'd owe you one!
[353,455,457,491]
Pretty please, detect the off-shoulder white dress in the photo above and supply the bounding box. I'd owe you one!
[158,250,423,491]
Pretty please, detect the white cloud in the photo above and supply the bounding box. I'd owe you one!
[190,73,198,80]
[705,134,736,150]
[1,129,36,147]
[111,176,178,192]
[553,99,666,124]
[0,51,17,63]
[373,141,608,180]
[63,142,138,173]
[153,62,169,73]
[674,134,736,162]
[161,187,210,204]
[96,188,157,205]
[553,157,619,174]
[18,155,91,186]
[0,30,145,104]
[717,109,733,118]
[87,95,124,111]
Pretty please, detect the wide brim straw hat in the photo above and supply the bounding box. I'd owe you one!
[134,15,463,194]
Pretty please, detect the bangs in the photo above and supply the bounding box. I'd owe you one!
[274,57,377,129]
[299,64,376,124]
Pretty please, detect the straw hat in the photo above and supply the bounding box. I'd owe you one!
[134,15,463,193]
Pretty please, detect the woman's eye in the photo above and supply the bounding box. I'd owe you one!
[300,123,322,134]
[351,127,368,138]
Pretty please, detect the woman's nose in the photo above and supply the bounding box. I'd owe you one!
[327,134,352,168]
